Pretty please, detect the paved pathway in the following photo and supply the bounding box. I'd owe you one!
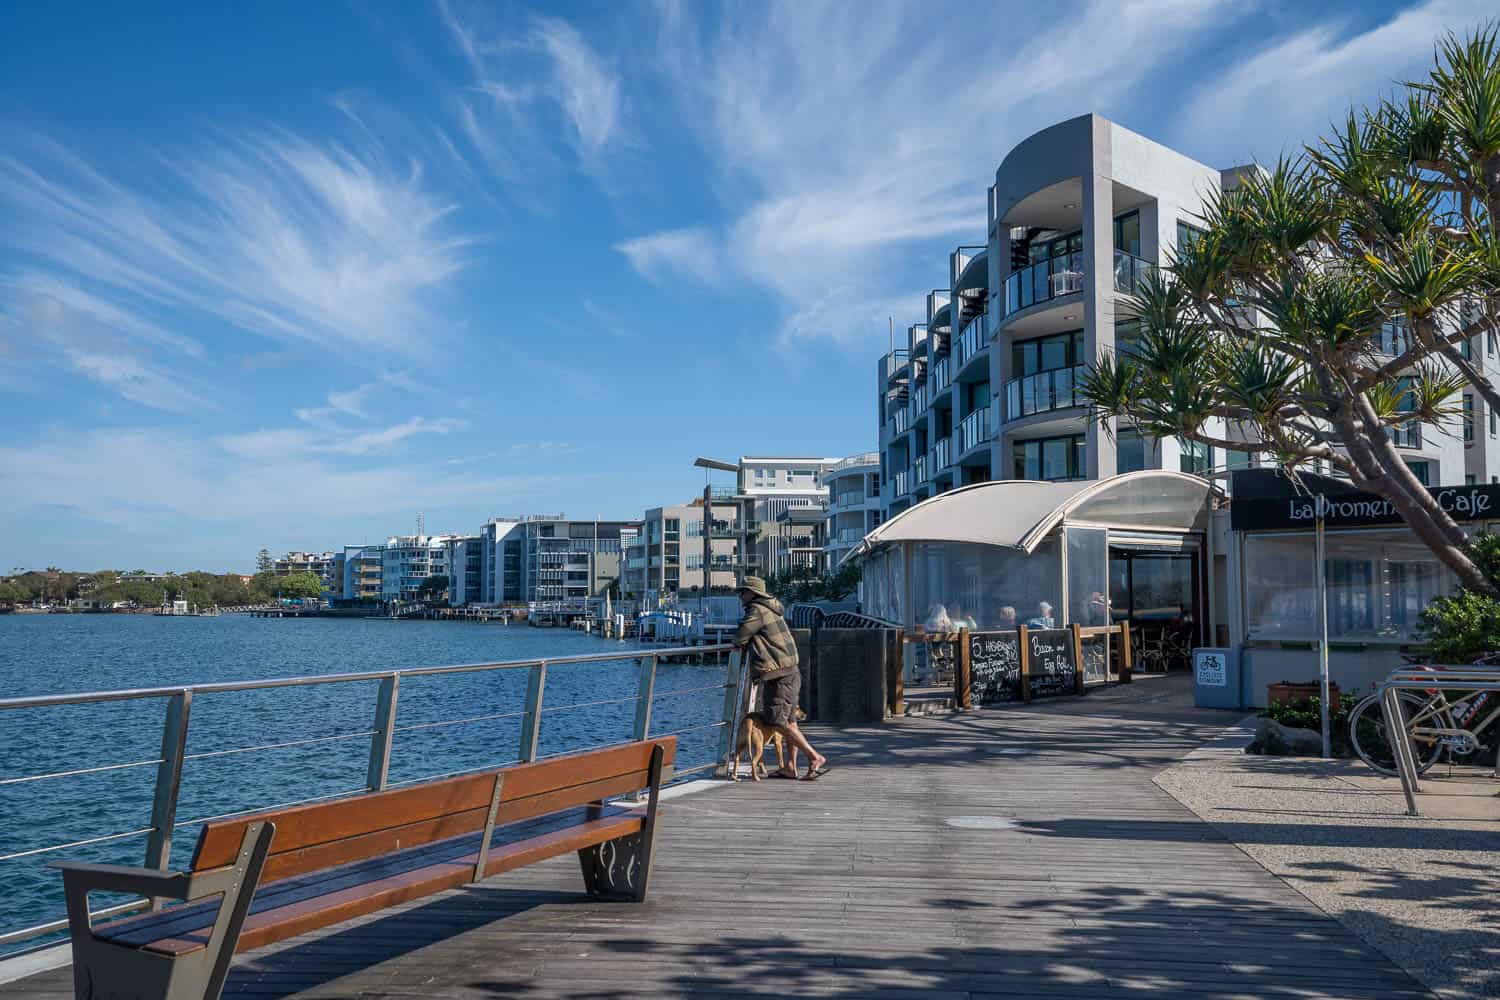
[3,677,1433,998]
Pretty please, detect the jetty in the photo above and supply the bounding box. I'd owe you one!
[0,676,1427,999]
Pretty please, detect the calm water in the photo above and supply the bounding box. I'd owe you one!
[0,613,730,948]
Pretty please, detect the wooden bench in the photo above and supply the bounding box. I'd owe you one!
[51,737,674,1000]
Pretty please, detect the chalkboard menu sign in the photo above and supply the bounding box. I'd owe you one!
[1027,628,1077,698]
[969,631,1021,704]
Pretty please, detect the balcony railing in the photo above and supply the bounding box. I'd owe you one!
[833,492,867,510]
[832,528,866,545]
[1004,252,1084,316]
[894,408,912,435]
[933,436,951,470]
[956,313,988,367]
[882,349,910,381]
[914,455,929,484]
[930,355,951,393]
[1005,365,1083,421]
[960,407,993,452]
[893,469,911,496]
[1113,250,1155,295]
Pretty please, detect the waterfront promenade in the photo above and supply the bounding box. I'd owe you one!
[3,677,1430,999]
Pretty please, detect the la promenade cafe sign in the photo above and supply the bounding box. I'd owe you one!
[1231,483,1500,532]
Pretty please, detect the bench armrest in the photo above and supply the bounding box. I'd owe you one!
[50,861,197,902]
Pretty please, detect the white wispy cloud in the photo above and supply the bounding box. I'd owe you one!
[618,0,1243,346]
[438,3,625,174]
[64,349,218,414]
[0,128,472,369]
[0,428,551,535]
[333,416,467,455]
[1174,0,1500,165]
[614,227,723,287]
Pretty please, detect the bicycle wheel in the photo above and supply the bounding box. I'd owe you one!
[1348,692,1447,776]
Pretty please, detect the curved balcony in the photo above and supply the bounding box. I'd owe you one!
[1113,249,1155,296]
[1003,252,1084,319]
[955,313,989,374]
[1004,365,1084,422]
[959,408,993,453]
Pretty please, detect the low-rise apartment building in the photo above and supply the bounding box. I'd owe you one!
[820,453,882,570]
[339,545,385,601]
[381,534,455,601]
[472,515,639,606]
[878,113,1474,519]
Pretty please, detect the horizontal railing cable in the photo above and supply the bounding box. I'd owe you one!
[0,757,165,786]
[390,709,526,735]
[171,786,369,830]
[539,694,641,714]
[651,682,732,699]
[0,827,154,864]
[0,898,149,948]
[182,730,374,762]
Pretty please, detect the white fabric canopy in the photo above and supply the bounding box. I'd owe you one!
[852,471,1217,558]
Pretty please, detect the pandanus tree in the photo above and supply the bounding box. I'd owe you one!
[1078,27,1500,595]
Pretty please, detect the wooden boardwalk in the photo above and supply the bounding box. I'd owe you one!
[4,676,1431,999]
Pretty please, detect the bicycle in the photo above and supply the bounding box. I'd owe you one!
[1347,664,1500,776]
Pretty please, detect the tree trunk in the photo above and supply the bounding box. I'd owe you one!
[1346,395,1498,595]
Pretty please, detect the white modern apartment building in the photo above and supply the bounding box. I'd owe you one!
[445,535,483,605]
[624,499,743,600]
[820,453,882,570]
[472,515,638,606]
[879,113,1474,518]
[381,534,456,601]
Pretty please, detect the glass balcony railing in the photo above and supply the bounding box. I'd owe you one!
[929,355,951,393]
[933,436,951,470]
[1005,364,1083,421]
[1113,249,1155,295]
[893,469,911,496]
[833,528,865,545]
[1392,420,1422,448]
[960,407,993,452]
[914,455,929,484]
[882,349,910,380]
[894,408,911,435]
[1004,252,1084,316]
[956,313,988,367]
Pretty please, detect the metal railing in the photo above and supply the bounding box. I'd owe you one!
[0,643,741,950]
[930,355,951,392]
[1005,364,1083,421]
[933,436,952,471]
[1380,663,1500,816]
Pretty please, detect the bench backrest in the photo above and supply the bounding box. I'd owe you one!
[190,737,676,883]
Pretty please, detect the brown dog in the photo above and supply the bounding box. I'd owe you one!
[730,708,806,781]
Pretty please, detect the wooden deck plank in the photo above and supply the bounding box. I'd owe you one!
[0,676,1435,999]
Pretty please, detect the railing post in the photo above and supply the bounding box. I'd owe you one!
[144,691,192,881]
[519,662,548,762]
[633,654,658,741]
[366,674,399,792]
[1382,686,1422,817]
[1119,623,1133,684]
[716,650,745,769]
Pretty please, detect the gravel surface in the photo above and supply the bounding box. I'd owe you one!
[1156,737,1500,1000]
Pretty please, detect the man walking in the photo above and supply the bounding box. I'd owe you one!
[733,576,828,780]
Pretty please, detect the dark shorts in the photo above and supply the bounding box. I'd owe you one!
[760,671,801,727]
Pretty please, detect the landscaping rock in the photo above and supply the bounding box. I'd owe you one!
[1250,717,1324,756]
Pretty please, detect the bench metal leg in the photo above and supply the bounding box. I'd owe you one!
[64,822,273,1000]
[578,743,664,902]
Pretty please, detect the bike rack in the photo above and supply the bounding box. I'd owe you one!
[1379,665,1500,817]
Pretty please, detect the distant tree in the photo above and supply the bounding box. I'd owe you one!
[255,549,274,573]
[272,572,324,600]
[0,582,24,606]
[417,574,449,603]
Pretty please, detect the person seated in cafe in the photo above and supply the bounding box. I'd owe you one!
[1085,591,1110,626]
[1027,601,1056,629]
[995,605,1018,630]
[923,603,952,633]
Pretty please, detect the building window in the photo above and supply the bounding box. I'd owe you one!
[1176,220,1206,252]
[1467,474,1477,485]
[1179,439,1213,476]
[1465,394,1475,443]
[1114,211,1141,257]
[1011,330,1085,377]
[1407,461,1432,486]
[1491,405,1497,438]
[1013,435,1086,481]
[1114,319,1142,358]
[1225,449,1252,471]
[1117,430,1147,474]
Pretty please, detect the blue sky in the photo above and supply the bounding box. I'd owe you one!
[1,0,1495,572]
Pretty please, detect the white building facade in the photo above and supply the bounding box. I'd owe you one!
[820,453,882,570]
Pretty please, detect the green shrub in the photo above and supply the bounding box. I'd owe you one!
[1261,693,1359,756]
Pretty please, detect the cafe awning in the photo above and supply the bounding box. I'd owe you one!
[851,471,1218,559]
